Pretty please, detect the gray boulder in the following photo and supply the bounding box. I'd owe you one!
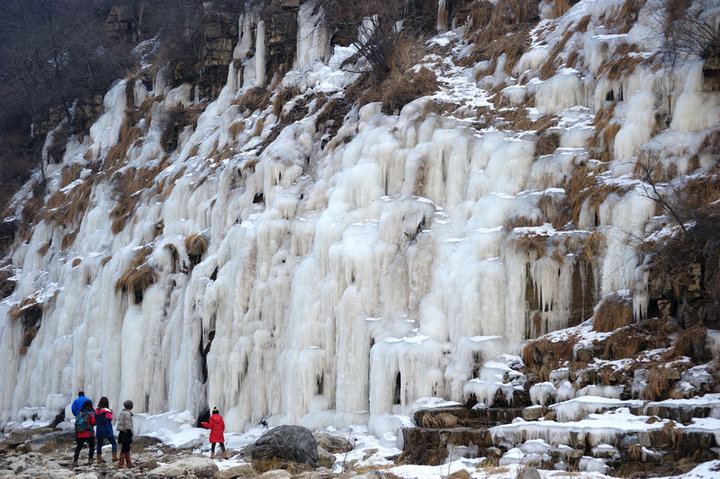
[316,446,335,469]
[249,425,318,473]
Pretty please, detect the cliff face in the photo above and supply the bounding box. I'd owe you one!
[0,0,719,443]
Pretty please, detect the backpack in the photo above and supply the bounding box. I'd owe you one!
[75,409,92,433]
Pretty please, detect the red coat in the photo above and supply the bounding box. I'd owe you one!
[201,413,225,443]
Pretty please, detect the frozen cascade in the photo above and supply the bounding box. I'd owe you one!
[1,0,719,446]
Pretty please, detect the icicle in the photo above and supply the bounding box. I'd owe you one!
[255,20,266,87]
[437,0,448,32]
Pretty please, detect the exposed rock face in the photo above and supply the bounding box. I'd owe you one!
[200,13,239,99]
[261,0,299,80]
[647,214,720,329]
[249,425,318,473]
[106,5,139,44]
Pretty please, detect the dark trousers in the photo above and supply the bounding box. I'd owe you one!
[120,440,131,453]
[211,442,226,453]
[97,434,117,455]
[73,436,95,461]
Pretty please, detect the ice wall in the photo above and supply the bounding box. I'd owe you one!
[1,0,719,439]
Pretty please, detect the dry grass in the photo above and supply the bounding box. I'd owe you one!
[539,193,572,229]
[115,246,157,303]
[588,103,618,153]
[513,232,548,258]
[681,175,720,212]
[469,0,494,29]
[418,412,459,428]
[465,0,535,74]
[110,162,168,234]
[61,163,84,189]
[379,67,438,114]
[272,86,302,116]
[645,366,677,400]
[535,130,560,156]
[160,105,203,153]
[62,229,79,250]
[228,120,246,139]
[18,181,47,241]
[600,320,671,360]
[185,233,207,267]
[106,122,142,167]
[36,181,93,242]
[565,50,580,69]
[523,333,580,381]
[540,29,574,80]
[564,165,627,224]
[613,0,645,33]
[597,43,647,80]
[315,96,353,151]
[9,296,39,322]
[234,86,271,113]
[578,231,606,263]
[670,325,709,361]
[575,14,592,33]
[593,292,633,332]
[554,0,571,17]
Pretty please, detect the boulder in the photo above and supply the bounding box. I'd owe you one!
[250,425,318,473]
[316,446,335,469]
[259,470,291,478]
[517,467,542,479]
[216,464,256,479]
[146,456,218,478]
[313,433,353,453]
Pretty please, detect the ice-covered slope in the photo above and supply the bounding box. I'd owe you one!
[0,0,718,443]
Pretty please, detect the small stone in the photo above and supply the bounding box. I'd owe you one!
[516,467,542,479]
[260,470,292,479]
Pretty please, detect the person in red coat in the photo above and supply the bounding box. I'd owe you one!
[72,400,97,466]
[201,407,227,459]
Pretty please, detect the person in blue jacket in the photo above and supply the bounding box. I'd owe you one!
[71,391,91,417]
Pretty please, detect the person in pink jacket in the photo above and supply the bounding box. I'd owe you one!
[201,407,227,459]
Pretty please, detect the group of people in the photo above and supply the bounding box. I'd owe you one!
[70,391,228,466]
[70,391,134,467]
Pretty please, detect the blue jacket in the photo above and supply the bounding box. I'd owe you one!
[71,395,91,416]
[94,408,114,439]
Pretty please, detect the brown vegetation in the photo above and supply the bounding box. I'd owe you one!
[185,233,207,268]
[109,164,166,234]
[597,43,648,80]
[593,292,634,332]
[36,179,94,238]
[272,86,302,116]
[577,231,606,263]
[115,246,157,303]
[160,105,203,153]
[523,333,579,381]
[465,0,537,75]
[234,86,272,113]
[540,29,574,80]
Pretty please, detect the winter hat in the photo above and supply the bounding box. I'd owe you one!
[123,400,134,409]
[212,407,219,415]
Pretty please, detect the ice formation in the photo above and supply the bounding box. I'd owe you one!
[0,0,719,445]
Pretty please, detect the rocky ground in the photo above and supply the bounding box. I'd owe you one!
[0,427,394,479]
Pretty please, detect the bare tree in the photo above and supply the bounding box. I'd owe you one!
[316,0,430,82]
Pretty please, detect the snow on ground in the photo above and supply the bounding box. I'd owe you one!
[50,408,708,479]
